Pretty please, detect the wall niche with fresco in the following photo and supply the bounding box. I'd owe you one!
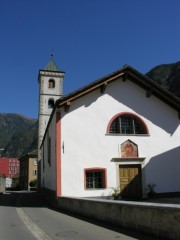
[121,140,138,158]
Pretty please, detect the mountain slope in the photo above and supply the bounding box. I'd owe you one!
[0,114,38,158]
[146,61,180,98]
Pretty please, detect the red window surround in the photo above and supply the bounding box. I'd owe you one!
[84,168,107,189]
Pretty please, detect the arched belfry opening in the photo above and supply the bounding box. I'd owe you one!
[48,79,55,88]
[48,99,54,109]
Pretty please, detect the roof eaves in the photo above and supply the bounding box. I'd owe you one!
[56,66,127,106]
[126,67,180,111]
[56,64,180,112]
[19,150,38,160]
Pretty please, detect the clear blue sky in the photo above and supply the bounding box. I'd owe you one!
[1,0,180,119]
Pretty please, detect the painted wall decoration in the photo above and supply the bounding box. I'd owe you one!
[121,140,138,158]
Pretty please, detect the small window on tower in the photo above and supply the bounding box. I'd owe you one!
[49,79,55,88]
[48,99,54,109]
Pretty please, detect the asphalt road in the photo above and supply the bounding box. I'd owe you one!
[0,191,162,240]
[0,192,36,240]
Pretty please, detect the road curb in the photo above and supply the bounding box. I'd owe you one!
[16,207,52,240]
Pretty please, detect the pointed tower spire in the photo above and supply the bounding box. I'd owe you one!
[44,52,60,72]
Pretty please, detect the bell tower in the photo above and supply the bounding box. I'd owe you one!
[37,56,65,162]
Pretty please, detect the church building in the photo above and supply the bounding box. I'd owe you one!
[38,59,180,200]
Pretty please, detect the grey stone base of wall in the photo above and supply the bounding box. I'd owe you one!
[57,197,180,240]
[40,187,57,207]
[157,191,180,198]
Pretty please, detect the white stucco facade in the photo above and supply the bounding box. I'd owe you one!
[41,116,57,191]
[40,68,180,199]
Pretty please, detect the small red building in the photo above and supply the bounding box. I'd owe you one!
[0,158,20,178]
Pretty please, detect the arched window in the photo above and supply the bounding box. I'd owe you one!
[48,79,55,88]
[48,99,54,109]
[107,113,148,134]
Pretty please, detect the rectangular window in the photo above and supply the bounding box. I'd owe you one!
[85,169,106,189]
[33,170,37,176]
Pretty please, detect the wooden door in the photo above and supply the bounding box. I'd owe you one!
[119,165,142,198]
